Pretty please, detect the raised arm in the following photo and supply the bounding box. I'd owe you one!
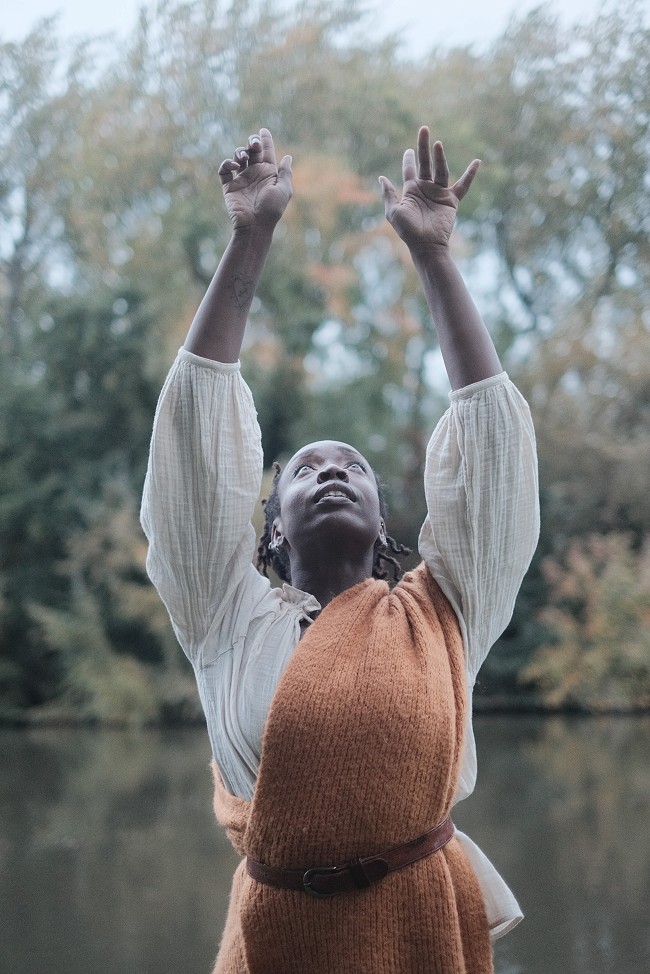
[379,131,539,682]
[379,127,501,390]
[184,128,293,362]
[141,128,292,653]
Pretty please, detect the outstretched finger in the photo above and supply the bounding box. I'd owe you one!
[277,154,293,195]
[247,134,263,161]
[378,175,399,217]
[451,159,481,201]
[417,126,433,181]
[433,141,449,188]
[402,148,417,185]
[259,127,278,167]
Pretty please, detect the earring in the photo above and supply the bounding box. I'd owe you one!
[269,534,284,553]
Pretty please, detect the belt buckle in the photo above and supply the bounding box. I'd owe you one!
[303,865,339,898]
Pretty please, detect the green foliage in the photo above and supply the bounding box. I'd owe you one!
[29,595,160,726]
[520,535,650,711]
[1,0,650,719]
[0,288,169,716]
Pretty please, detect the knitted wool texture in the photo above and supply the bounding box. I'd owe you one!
[211,563,492,974]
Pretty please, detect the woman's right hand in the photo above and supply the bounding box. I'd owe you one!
[379,127,479,255]
[218,128,292,231]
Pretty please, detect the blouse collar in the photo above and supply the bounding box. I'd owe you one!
[281,583,321,623]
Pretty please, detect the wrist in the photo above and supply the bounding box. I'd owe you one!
[409,240,454,271]
[231,222,277,246]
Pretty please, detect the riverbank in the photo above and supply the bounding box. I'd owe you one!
[3,697,650,727]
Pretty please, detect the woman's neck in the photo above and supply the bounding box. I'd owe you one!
[289,555,374,609]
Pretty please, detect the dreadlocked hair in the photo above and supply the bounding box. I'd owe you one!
[256,460,412,585]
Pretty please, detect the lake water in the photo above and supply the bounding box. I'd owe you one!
[1,716,649,974]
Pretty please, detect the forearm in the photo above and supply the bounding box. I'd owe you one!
[411,245,502,391]
[184,225,275,362]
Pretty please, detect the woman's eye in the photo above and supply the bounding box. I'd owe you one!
[348,461,366,471]
[293,463,312,476]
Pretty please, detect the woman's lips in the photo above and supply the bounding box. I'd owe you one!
[313,484,357,503]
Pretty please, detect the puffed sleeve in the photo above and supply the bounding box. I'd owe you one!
[418,372,540,684]
[140,348,265,660]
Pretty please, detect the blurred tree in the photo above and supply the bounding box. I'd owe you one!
[0,0,435,718]
[2,0,649,718]
[459,2,649,339]
[520,534,650,711]
[462,2,650,697]
[0,21,99,360]
[0,291,165,716]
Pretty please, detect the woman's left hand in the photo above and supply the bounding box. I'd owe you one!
[379,127,479,254]
[218,128,292,232]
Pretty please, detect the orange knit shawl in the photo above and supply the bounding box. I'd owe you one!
[211,563,492,973]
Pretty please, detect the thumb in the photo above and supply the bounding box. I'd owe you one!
[277,154,293,191]
[378,176,398,217]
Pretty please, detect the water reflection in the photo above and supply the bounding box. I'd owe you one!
[454,716,650,974]
[1,717,648,974]
[0,728,238,974]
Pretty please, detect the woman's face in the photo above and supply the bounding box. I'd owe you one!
[273,440,385,562]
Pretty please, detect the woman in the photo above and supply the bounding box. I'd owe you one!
[141,127,539,973]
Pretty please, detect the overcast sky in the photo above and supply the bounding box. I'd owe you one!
[4,0,648,57]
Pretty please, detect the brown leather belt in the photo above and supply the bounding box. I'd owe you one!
[246,815,454,898]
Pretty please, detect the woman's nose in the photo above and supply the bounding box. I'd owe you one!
[317,464,349,483]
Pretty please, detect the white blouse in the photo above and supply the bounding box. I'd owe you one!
[141,347,540,941]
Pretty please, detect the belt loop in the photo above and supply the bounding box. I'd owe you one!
[347,858,373,889]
